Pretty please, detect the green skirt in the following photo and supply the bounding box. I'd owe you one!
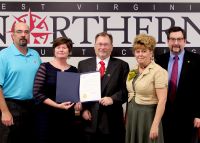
[125,99,164,143]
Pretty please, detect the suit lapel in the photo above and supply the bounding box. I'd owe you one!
[87,58,96,72]
[101,58,117,92]
[178,51,190,89]
[162,53,170,70]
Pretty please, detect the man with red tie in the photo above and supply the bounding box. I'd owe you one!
[155,26,200,143]
[78,32,129,143]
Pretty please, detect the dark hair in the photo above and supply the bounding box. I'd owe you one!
[95,32,113,44]
[52,37,73,55]
[167,26,186,39]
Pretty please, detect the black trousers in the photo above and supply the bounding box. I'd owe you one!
[82,131,125,143]
[0,99,36,143]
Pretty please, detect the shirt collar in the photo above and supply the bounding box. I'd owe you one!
[133,61,155,76]
[96,56,110,69]
[96,56,110,65]
[170,49,185,60]
[133,61,155,70]
[10,43,33,57]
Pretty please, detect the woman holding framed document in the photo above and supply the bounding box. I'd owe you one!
[33,37,81,143]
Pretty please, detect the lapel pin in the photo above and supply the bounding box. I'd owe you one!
[107,74,110,77]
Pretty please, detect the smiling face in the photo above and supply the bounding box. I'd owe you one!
[94,35,113,60]
[134,45,153,67]
[12,22,30,48]
[52,37,73,59]
[54,43,70,59]
[132,34,156,67]
[167,31,186,54]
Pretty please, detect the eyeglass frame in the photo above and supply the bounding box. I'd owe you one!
[95,43,112,47]
[168,37,185,42]
[14,30,30,35]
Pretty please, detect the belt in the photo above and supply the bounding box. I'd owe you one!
[5,98,34,104]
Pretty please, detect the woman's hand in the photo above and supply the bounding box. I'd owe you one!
[149,123,159,140]
[58,102,74,110]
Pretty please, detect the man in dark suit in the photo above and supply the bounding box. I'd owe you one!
[155,26,200,143]
[78,32,129,143]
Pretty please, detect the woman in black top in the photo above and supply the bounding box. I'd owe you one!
[33,37,81,143]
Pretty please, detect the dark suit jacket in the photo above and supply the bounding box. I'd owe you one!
[78,57,129,135]
[155,50,200,143]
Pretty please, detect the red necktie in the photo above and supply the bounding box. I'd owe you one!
[99,61,105,77]
[169,55,178,102]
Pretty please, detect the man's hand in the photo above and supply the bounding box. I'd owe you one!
[99,97,113,106]
[194,118,200,128]
[82,110,92,121]
[74,102,82,111]
[1,111,14,126]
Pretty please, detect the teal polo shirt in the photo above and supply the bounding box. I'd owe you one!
[0,44,41,100]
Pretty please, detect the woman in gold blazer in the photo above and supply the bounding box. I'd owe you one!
[125,34,168,143]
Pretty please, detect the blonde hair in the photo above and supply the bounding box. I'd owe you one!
[133,34,156,51]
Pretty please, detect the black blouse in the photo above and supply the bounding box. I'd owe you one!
[33,62,78,104]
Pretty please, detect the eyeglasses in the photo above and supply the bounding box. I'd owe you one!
[95,43,111,47]
[169,37,184,42]
[14,30,30,34]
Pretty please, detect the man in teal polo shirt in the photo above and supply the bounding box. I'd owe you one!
[0,22,41,143]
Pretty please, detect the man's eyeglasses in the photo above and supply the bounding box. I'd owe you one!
[95,43,111,47]
[169,37,184,42]
[14,30,30,34]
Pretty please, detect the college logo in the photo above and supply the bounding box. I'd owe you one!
[10,10,52,44]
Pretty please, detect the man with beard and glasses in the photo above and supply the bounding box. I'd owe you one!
[155,26,200,143]
[0,22,41,143]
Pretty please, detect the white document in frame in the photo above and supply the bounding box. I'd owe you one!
[79,72,101,102]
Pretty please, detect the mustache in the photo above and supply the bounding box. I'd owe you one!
[172,45,180,48]
[20,37,27,41]
[19,37,28,47]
